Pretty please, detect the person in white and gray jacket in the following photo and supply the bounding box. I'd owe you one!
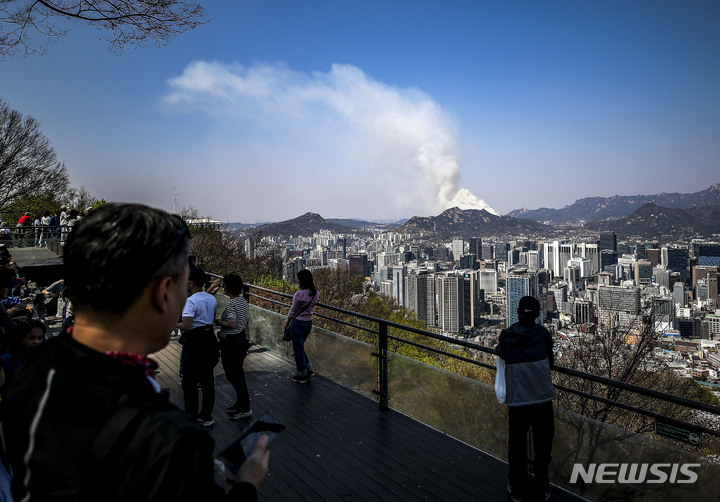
[496,296,555,502]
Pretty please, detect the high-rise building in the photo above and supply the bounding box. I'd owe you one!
[478,269,498,294]
[697,243,720,267]
[661,246,689,284]
[634,260,653,285]
[468,237,482,260]
[436,273,462,333]
[597,285,642,329]
[459,254,478,270]
[506,267,539,327]
[645,248,660,267]
[407,269,436,327]
[349,253,369,277]
[599,232,617,253]
[451,239,465,262]
[392,265,407,307]
[495,242,510,263]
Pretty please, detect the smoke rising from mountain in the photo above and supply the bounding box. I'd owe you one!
[165,62,497,216]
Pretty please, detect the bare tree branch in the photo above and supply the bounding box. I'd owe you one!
[0,98,70,214]
[0,0,207,58]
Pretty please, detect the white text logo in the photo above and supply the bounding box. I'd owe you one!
[570,463,700,484]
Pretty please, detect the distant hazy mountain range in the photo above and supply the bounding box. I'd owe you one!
[236,184,720,240]
[507,183,720,224]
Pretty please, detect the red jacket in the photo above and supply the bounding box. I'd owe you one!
[17,215,31,225]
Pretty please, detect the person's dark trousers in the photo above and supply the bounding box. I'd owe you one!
[507,401,555,499]
[290,320,313,375]
[180,328,219,420]
[219,337,251,410]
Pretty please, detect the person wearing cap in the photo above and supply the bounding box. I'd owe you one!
[3,203,269,501]
[495,296,556,502]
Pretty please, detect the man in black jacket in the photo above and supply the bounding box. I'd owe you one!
[3,203,269,501]
[496,295,556,502]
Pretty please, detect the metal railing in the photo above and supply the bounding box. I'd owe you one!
[244,283,720,438]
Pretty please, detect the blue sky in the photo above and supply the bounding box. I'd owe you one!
[1,0,719,223]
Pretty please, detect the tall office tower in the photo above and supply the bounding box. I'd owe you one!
[478,268,498,294]
[526,250,540,269]
[673,282,686,307]
[460,254,477,270]
[698,243,720,267]
[423,247,435,259]
[436,273,463,333]
[542,241,556,273]
[600,250,618,271]
[569,257,592,279]
[380,280,393,298]
[697,279,709,303]
[645,248,660,267]
[508,248,520,267]
[597,285,642,329]
[634,260,653,285]
[564,265,581,293]
[406,269,436,326]
[692,265,718,287]
[376,252,400,269]
[244,237,256,259]
[578,243,600,275]
[481,243,494,260]
[506,267,539,327]
[391,265,407,307]
[617,242,632,256]
[708,276,718,310]
[451,239,465,262]
[599,232,617,252]
[495,242,510,263]
[349,253,369,277]
[461,270,483,328]
[573,298,593,324]
[547,283,568,314]
[468,237,482,260]
[559,243,574,273]
[661,246,690,284]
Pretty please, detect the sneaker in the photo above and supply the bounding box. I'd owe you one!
[292,374,308,383]
[306,369,316,378]
[197,418,215,427]
[228,409,253,420]
[506,484,523,502]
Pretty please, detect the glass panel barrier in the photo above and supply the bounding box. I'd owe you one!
[248,305,377,398]
[246,304,720,500]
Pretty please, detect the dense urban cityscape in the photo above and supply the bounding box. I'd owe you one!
[234,213,720,390]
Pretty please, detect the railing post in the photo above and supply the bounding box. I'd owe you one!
[378,321,389,411]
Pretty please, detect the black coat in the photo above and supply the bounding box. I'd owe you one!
[3,335,256,501]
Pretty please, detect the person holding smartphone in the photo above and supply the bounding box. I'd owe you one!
[3,204,270,501]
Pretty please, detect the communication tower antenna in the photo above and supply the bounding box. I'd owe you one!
[173,187,178,214]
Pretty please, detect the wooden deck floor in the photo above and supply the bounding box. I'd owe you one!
[153,339,586,502]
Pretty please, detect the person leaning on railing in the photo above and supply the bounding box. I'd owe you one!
[3,203,270,501]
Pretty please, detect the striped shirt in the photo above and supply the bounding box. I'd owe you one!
[218,296,249,340]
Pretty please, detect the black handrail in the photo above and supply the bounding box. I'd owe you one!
[245,283,720,439]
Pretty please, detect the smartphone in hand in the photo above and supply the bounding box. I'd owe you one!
[215,410,286,477]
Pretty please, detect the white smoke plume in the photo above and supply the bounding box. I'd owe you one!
[165,62,497,216]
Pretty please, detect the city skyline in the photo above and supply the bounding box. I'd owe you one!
[1,1,719,222]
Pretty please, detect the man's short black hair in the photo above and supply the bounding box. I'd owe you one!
[64,203,190,315]
[188,268,207,289]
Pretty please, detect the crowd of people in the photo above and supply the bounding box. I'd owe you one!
[0,205,94,247]
[0,204,283,501]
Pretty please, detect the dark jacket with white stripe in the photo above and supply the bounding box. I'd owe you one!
[495,322,556,407]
